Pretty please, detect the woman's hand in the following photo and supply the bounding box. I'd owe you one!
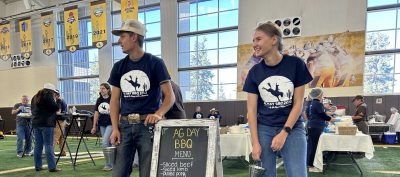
[252,142,262,161]
[271,131,288,151]
[91,127,96,134]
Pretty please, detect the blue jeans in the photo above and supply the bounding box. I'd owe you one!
[100,125,113,167]
[16,120,32,154]
[112,121,153,177]
[257,124,307,177]
[34,127,56,170]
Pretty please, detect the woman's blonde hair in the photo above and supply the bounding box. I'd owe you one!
[255,21,283,52]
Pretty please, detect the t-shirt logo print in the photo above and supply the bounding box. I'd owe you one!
[258,76,294,109]
[120,70,151,98]
[98,102,110,114]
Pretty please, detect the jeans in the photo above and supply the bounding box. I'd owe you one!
[112,121,153,177]
[100,125,113,168]
[307,127,324,167]
[16,120,32,155]
[34,127,56,170]
[257,124,307,177]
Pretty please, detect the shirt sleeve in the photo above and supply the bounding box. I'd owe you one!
[357,106,366,117]
[154,59,171,85]
[243,67,259,94]
[108,62,122,88]
[294,58,313,88]
[13,103,20,110]
[94,100,100,112]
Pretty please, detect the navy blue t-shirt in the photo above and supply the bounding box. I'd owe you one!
[95,96,112,126]
[108,53,170,116]
[243,55,313,127]
[308,99,332,128]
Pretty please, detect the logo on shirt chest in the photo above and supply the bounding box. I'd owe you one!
[258,76,294,109]
[98,102,110,114]
[120,70,151,98]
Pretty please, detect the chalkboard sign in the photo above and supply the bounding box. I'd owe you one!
[150,119,222,177]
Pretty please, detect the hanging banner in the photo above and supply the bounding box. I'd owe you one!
[121,0,138,21]
[91,0,107,48]
[41,11,55,56]
[0,22,11,61]
[19,17,33,58]
[64,5,79,52]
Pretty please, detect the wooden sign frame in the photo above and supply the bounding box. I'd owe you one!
[150,119,222,177]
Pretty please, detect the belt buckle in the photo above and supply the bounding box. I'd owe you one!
[127,113,140,124]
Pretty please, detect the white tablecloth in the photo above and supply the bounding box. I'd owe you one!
[313,133,375,170]
[220,133,252,161]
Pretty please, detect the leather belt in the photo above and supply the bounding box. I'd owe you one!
[120,114,148,124]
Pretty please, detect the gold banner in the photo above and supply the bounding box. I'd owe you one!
[0,22,11,61]
[121,0,138,21]
[91,0,107,48]
[19,17,32,58]
[64,5,79,52]
[41,11,55,56]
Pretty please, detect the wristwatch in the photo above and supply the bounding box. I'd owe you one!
[283,126,292,134]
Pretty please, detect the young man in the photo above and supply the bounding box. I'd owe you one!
[108,19,175,177]
[352,95,368,134]
[11,95,32,157]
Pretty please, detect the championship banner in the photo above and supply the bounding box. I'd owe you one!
[91,0,107,48]
[41,11,55,56]
[0,22,11,61]
[64,5,79,52]
[121,0,138,21]
[19,17,33,58]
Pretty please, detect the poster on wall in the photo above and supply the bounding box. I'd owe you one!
[0,22,12,61]
[121,0,138,21]
[91,0,107,49]
[283,31,365,88]
[19,17,33,59]
[41,11,55,56]
[237,31,365,93]
[64,5,79,52]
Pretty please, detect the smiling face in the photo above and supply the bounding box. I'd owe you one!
[99,85,109,97]
[252,30,278,58]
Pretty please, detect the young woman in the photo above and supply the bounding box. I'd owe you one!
[31,83,61,172]
[91,83,113,171]
[243,22,313,177]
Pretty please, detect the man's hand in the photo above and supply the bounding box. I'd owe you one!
[110,129,121,146]
[144,114,163,125]
[271,131,288,151]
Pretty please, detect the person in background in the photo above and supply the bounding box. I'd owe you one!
[193,106,203,119]
[164,81,186,119]
[91,83,113,171]
[387,107,400,142]
[11,95,32,157]
[53,90,68,156]
[31,83,61,172]
[322,98,332,110]
[108,19,175,177]
[243,21,312,177]
[307,88,335,172]
[208,108,222,119]
[351,95,368,134]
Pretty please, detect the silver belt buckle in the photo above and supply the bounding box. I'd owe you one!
[127,113,140,124]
